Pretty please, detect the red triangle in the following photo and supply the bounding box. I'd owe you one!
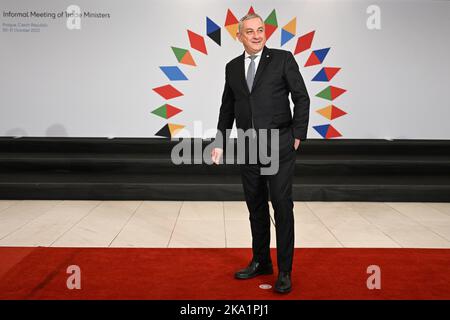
[330,86,347,100]
[325,125,342,139]
[294,31,315,55]
[225,9,238,26]
[304,52,321,67]
[165,104,183,118]
[330,105,347,120]
[265,24,277,40]
[248,6,255,14]
[324,67,341,81]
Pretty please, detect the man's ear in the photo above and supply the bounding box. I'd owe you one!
[236,33,242,43]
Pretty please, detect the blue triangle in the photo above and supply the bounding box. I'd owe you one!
[206,17,220,34]
[314,48,330,63]
[312,68,329,82]
[159,66,188,81]
[313,124,330,138]
[281,29,294,46]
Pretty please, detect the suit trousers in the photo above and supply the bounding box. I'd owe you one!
[239,127,296,272]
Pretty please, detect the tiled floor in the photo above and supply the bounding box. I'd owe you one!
[0,200,449,248]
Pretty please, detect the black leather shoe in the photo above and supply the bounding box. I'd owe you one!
[274,271,292,293]
[234,260,273,279]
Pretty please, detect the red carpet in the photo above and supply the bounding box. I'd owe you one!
[0,247,449,300]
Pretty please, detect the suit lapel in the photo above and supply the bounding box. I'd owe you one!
[239,52,250,95]
[252,46,271,91]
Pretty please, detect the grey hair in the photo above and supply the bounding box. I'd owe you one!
[238,13,264,33]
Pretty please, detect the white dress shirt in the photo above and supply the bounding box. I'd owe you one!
[244,50,262,79]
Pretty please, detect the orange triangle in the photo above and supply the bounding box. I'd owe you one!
[180,51,196,66]
[283,17,296,35]
[168,123,185,137]
[317,105,333,120]
[226,24,239,40]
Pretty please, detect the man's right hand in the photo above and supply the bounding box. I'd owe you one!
[211,148,223,165]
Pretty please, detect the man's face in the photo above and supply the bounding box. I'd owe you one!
[237,17,266,54]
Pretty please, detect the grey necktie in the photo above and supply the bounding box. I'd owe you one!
[246,55,257,91]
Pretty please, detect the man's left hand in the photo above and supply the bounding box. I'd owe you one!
[294,138,301,150]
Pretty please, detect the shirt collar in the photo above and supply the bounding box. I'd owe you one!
[244,49,263,59]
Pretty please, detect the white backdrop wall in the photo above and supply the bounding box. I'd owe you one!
[1,0,449,139]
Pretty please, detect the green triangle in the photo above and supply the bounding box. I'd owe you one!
[171,47,187,63]
[151,104,168,119]
[264,9,277,26]
[316,87,332,100]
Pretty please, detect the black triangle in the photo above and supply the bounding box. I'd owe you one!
[208,29,221,46]
[155,124,171,138]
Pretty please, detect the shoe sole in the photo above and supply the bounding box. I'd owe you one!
[274,286,292,294]
[234,269,273,280]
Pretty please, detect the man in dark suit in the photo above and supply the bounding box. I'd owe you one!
[211,13,310,293]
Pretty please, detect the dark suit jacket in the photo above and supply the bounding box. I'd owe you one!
[215,46,310,146]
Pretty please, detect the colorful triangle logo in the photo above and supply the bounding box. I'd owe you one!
[206,17,221,46]
[159,66,188,81]
[316,86,346,101]
[313,124,342,139]
[312,67,341,82]
[152,85,183,100]
[187,30,207,54]
[294,31,315,55]
[305,48,330,67]
[172,47,196,66]
[264,9,278,40]
[155,123,185,138]
[225,9,239,40]
[151,104,182,119]
[281,17,296,46]
[316,105,347,120]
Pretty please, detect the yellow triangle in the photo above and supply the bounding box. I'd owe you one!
[316,105,333,120]
[168,123,185,137]
[226,24,239,40]
[283,17,296,35]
